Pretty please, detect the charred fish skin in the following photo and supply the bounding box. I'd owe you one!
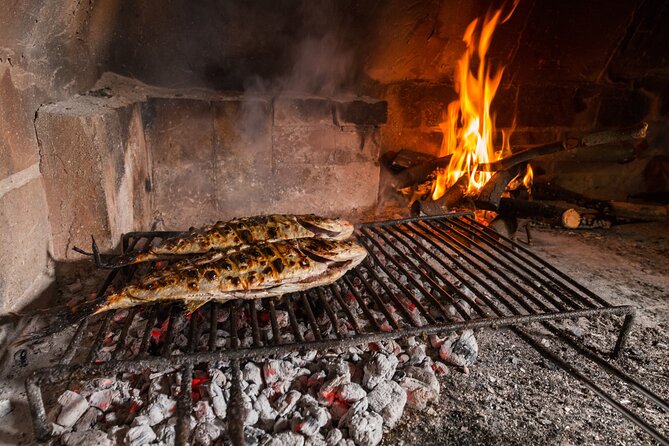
[97,214,355,269]
[96,238,367,314]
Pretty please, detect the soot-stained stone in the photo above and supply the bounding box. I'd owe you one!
[334,99,388,126]
[597,87,651,127]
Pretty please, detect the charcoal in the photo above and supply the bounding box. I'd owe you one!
[407,344,427,365]
[125,424,156,446]
[88,389,118,412]
[318,375,348,406]
[362,352,398,390]
[144,394,177,425]
[439,330,478,367]
[243,394,260,426]
[380,381,407,429]
[194,400,215,421]
[432,361,450,375]
[155,422,176,445]
[338,397,368,429]
[209,369,228,388]
[0,399,11,417]
[336,382,366,403]
[304,432,327,446]
[61,429,111,446]
[264,360,298,385]
[244,362,264,387]
[274,417,291,433]
[57,390,89,427]
[254,393,278,429]
[276,390,302,417]
[366,381,392,413]
[73,406,100,431]
[212,395,227,419]
[265,431,306,446]
[193,421,221,445]
[329,400,350,422]
[346,411,383,446]
[132,415,151,426]
[325,428,343,446]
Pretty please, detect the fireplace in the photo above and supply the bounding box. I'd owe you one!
[1,1,668,445]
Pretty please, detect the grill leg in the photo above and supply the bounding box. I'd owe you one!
[228,359,245,446]
[176,363,194,445]
[612,311,636,359]
[26,374,50,442]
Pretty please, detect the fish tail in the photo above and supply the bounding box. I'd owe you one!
[13,297,109,346]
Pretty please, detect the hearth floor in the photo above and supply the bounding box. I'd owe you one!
[0,222,666,445]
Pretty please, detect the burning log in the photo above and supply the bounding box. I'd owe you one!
[389,149,438,172]
[418,175,470,216]
[475,164,525,210]
[479,122,648,172]
[393,155,453,190]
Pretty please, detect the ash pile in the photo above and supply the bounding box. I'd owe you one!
[46,332,477,446]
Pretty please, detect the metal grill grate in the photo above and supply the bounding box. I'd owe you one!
[25,213,668,445]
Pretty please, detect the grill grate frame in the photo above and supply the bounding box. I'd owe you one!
[24,213,668,445]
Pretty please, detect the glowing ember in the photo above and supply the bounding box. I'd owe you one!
[432,1,518,200]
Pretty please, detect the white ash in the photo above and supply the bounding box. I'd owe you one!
[125,423,156,446]
[61,429,112,446]
[57,390,89,427]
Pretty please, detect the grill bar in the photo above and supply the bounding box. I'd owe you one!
[24,213,668,445]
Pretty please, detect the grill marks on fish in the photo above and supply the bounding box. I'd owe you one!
[98,238,367,314]
[100,214,354,268]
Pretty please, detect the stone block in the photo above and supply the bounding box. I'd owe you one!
[271,161,380,216]
[274,97,333,126]
[0,67,40,180]
[274,125,380,167]
[597,87,651,128]
[142,98,217,230]
[334,99,388,126]
[516,85,582,127]
[0,178,51,312]
[213,98,273,219]
[37,98,149,259]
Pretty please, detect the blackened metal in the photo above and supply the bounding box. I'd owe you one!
[284,297,305,343]
[112,307,138,360]
[27,213,667,446]
[176,363,194,445]
[228,359,245,446]
[613,312,637,359]
[329,283,362,334]
[514,327,669,446]
[248,301,262,347]
[300,292,323,340]
[267,298,283,345]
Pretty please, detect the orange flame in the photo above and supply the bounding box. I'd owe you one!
[522,164,533,190]
[432,2,518,200]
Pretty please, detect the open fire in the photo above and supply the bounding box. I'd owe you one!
[432,1,518,200]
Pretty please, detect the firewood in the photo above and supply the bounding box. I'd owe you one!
[475,164,525,210]
[418,175,470,216]
[393,155,453,190]
[479,122,648,172]
[532,181,613,214]
[609,201,669,222]
[390,149,437,171]
[497,198,581,229]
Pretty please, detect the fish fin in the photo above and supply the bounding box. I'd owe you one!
[185,299,210,314]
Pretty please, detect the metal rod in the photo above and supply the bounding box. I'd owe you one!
[342,275,382,332]
[248,301,262,347]
[228,359,245,446]
[175,363,194,445]
[315,288,343,339]
[612,312,636,359]
[329,284,362,335]
[111,307,138,361]
[284,296,305,343]
[358,260,418,327]
[514,327,669,446]
[138,305,159,358]
[351,268,400,330]
[208,304,218,352]
[300,292,323,340]
[267,298,283,345]
[86,312,114,363]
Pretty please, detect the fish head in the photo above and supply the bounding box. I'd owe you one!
[298,238,367,263]
[297,215,354,240]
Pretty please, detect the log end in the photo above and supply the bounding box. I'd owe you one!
[561,209,581,229]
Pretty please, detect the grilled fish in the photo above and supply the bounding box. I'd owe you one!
[93,238,367,314]
[84,214,354,269]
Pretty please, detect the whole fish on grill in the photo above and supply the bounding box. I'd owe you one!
[75,214,354,269]
[91,238,367,314]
